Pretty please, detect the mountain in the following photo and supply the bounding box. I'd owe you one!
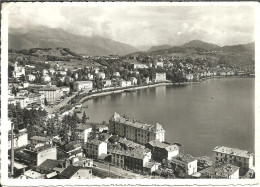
[8,26,139,56]
[183,39,220,50]
[213,43,254,53]
[147,44,173,52]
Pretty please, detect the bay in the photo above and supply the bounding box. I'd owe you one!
[81,78,255,157]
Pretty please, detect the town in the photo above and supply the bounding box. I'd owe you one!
[6,47,255,179]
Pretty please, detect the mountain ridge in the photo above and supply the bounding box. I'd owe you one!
[8,26,140,56]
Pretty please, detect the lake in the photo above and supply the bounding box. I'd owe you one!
[81,78,255,157]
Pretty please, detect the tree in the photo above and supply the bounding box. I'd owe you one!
[82,111,87,124]
[44,98,48,106]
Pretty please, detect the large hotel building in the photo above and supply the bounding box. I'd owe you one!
[109,113,165,144]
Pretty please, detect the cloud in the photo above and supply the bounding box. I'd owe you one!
[8,3,255,47]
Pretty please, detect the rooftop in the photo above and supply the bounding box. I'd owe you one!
[111,147,151,160]
[213,146,253,158]
[39,87,57,91]
[30,136,51,142]
[147,140,179,151]
[110,112,164,132]
[172,154,196,163]
[199,164,240,178]
[37,159,64,171]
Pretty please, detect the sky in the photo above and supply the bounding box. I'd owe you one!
[7,2,256,48]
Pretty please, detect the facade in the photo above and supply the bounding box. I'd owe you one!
[171,154,198,175]
[26,74,36,82]
[41,75,51,82]
[30,136,51,146]
[185,74,194,81]
[111,147,151,173]
[199,164,239,179]
[97,72,106,79]
[24,145,57,166]
[102,80,112,87]
[154,61,164,68]
[83,139,107,159]
[132,63,148,69]
[109,113,165,144]
[13,62,25,78]
[73,81,93,92]
[152,73,166,82]
[130,77,138,85]
[8,129,28,149]
[113,72,120,77]
[11,96,30,108]
[145,140,179,162]
[75,124,92,143]
[119,80,131,87]
[213,146,254,170]
[39,87,58,103]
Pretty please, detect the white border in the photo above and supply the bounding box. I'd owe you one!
[1,1,260,186]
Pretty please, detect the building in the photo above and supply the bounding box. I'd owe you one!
[97,72,106,79]
[154,61,164,68]
[113,72,120,77]
[13,62,25,78]
[73,81,93,92]
[83,139,107,159]
[87,73,94,80]
[171,154,198,175]
[143,162,161,175]
[152,73,166,83]
[8,129,28,149]
[102,80,112,87]
[132,63,148,69]
[38,87,58,103]
[199,163,239,179]
[26,74,36,82]
[30,136,52,146]
[111,147,151,173]
[213,146,254,170]
[145,140,179,162]
[10,96,30,108]
[41,75,51,83]
[42,69,49,76]
[109,113,165,144]
[130,77,138,85]
[185,73,194,81]
[119,80,131,87]
[75,124,92,143]
[23,145,57,167]
[59,165,92,179]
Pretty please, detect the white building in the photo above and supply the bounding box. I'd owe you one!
[119,80,131,87]
[154,61,164,68]
[8,129,28,149]
[199,164,239,179]
[132,63,148,69]
[97,72,106,79]
[41,75,51,83]
[130,77,138,85]
[213,146,254,170]
[73,81,93,92]
[102,80,112,87]
[109,113,165,145]
[42,69,49,76]
[152,73,166,82]
[75,124,92,143]
[83,139,107,159]
[87,74,94,80]
[171,154,198,175]
[13,62,25,78]
[26,74,36,82]
[113,72,120,77]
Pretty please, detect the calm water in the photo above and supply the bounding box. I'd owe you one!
[81,78,255,157]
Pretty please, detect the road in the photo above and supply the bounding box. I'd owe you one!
[46,92,78,114]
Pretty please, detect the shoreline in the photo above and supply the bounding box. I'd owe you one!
[57,76,253,116]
